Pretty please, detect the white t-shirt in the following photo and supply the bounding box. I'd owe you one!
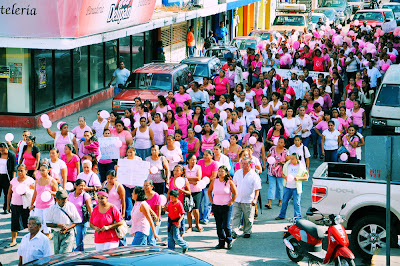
[235,99,250,109]
[76,171,102,187]
[288,144,310,169]
[345,57,360,72]
[245,90,256,106]
[367,67,382,88]
[160,145,182,170]
[282,117,299,138]
[356,132,364,160]
[113,68,131,87]
[322,129,341,150]
[286,163,300,189]
[92,119,107,136]
[49,159,67,184]
[243,109,259,127]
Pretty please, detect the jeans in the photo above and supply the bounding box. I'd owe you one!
[311,129,322,157]
[212,204,233,245]
[358,127,363,134]
[324,149,338,162]
[278,187,302,219]
[147,220,161,246]
[232,202,255,235]
[119,235,126,246]
[302,136,311,148]
[0,174,10,211]
[260,123,270,140]
[136,148,151,160]
[168,223,188,250]
[132,231,148,245]
[74,222,89,251]
[199,188,211,223]
[54,231,74,254]
[124,185,134,220]
[98,162,116,183]
[114,86,122,96]
[267,175,284,200]
[188,46,195,57]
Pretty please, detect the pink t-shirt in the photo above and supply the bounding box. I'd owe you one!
[112,130,131,158]
[201,132,218,152]
[175,113,191,139]
[10,177,35,206]
[90,205,122,243]
[184,164,202,193]
[131,201,151,235]
[351,108,364,127]
[315,121,328,132]
[345,99,354,110]
[56,134,71,157]
[146,192,161,215]
[252,88,264,106]
[107,183,122,211]
[68,191,91,220]
[35,177,55,209]
[22,152,36,170]
[150,121,168,146]
[61,154,80,181]
[342,135,359,157]
[174,93,191,107]
[227,119,244,140]
[72,125,92,141]
[214,77,229,95]
[186,138,200,158]
[197,159,218,179]
[167,98,177,113]
[212,178,232,206]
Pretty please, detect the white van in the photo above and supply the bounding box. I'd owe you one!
[370,65,400,134]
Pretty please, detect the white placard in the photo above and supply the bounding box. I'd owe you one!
[99,137,120,160]
[261,67,329,81]
[117,159,150,187]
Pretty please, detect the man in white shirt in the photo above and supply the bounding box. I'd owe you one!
[367,61,382,89]
[92,110,108,136]
[200,84,210,109]
[360,22,372,33]
[232,60,243,85]
[18,216,53,265]
[232,157,261,238]
[298,74,310,98]
[243,102,260,128]
[235,92,250,109]
[386,42,399,57]
[108,61,131,95]
[289,72,303,108]
[46,190,81,254]
[188,82,206,108]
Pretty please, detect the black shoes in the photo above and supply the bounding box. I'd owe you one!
[182,247,188,254]
[215,243,225,249]
[243,234,251,238]
[227,242,233,249]
[275,216,284,220]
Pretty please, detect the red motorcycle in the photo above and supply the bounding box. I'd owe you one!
[283,204,355,266]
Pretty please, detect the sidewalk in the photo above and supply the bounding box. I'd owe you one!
[0,99,112,149]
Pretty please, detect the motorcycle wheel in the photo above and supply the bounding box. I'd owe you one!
[286,238,304,263]
[334,257,356,266]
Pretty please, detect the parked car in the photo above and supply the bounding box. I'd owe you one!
[248,30,275,41]
[314,8,341,27]
[350,9,387,27]
[271,13,311,33]
[348,0,364,13]
[311,13,329,30]
[382,8,398,29]
[180,57,221,83]
[230,36,262,57]
[205,45,241,66]
[319,0,352,25]
[25,246,212,265]
[382,3,400,25]
[112,63,193,113]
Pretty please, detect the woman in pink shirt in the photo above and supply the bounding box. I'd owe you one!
[205,100,219,123]
[111,120,133,158]
[166,91,177,113]
[201,123,219,153]
[62,144,80,182]
[150,113,168,146]
[165,110,179,136]
[30,164,58,236]
[102,170,125,219]
[72,116,92,143]
[208,165,237,249]
[214,70,229,101]
[227,110,243,141]
[184,154,203,232]
[314,111,332,139]
[20,135,40,177]
[154,95,171,117]
[350,100,366,133]
[175,107,192,139]
[252,81,264,107]
[144,180,161,246]
[186,129,200,158]
[174,86,192,108]
[47,123,79,157]
[105,111,121,136]
[340,125,359,163]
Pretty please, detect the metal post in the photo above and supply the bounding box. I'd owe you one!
[254,1,259,30]
[386,136,392,266]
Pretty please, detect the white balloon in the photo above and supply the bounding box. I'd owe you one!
[40,114,50,122]
[134,122,140,129]
[100,110,110,119]
[221,140,230,149]
[267,156,276,165]
[160,194,167,206]
[175,177,185,189]
[5,133,14,142]
[197,179,206,189]
[16,184,28,195]
[173,155,181,162]
[249,136,257,145]
[202,176,210,185]
[219,111,227,120]
[114,140,123,148]
[43,120,52,129]
[150,166,159,174]
[123,118,131,127]
[340,153,348,162]
[194,125,202,133]
[65,182,74,191]
[40,191,52,202]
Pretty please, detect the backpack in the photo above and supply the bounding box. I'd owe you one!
[204,36,213,49]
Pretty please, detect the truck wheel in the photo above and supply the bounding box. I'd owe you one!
[335,257,356,266]
[286,238,304,262]
[351,216,396,257]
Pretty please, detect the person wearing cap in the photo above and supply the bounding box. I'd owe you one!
[45,190,81,254]
[46,122,78,157]
[0,142,17,214]
[275,153,309,220]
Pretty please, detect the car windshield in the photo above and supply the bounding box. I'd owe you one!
[249,32,271,40]
[316,9,336,19]
[376,84,400,107]
[383,5,400,12]
[312,15,322,23]
[231,39,257,50]
[273,15,305,26]
[353,12,384,21]
[320,0,345,7]
[349,0,361,2]
[385,11,394,19]
[187,64,209,77]
[127,73,172,91]
[205,49,234,60]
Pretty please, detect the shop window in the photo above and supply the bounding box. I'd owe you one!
[105,40,118,85]
[90,43,105,92]
[34,49,54,112]
[55,50,72,105]
[119,36,131,71]
[144,31,153,64]
[0,48,7,112]
[132,33,144,70]
[73,46,89,99]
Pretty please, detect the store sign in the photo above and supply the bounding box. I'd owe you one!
[0,66,10,78]
[0,0,157,38]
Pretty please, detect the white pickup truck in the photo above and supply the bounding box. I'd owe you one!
[308,136,400,258]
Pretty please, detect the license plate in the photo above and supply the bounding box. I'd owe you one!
[395,127,400,133]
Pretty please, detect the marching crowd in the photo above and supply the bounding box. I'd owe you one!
[1,22,397,265]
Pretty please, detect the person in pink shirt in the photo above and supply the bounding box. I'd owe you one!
[102,170,125,219]
[345,92,356,111]
[205,100,220,123]
[340,125,359,163]
[78,131,92,160]
[154,95,171,118]
[175,107,191,139]
[111,120,133,158]
[208,165,237,249]
[214,70,229,101]
[174,86,192,108]
[314,111,331,139]
[61,144,80,182]
[72,116,92,144]
[150,113,168,146]
[166,91,177,113]
[165,110,179,136]
[251,54,262,79]
[203,77,215,100]
[201,123,219,153]
[350,100,366,133]
[186,129,200,158]
[20,135,40,177]
[252,81,264,107]
[144,180,162,246]
[227,110,244,141]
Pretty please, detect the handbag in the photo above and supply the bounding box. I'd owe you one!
[87,173,98,202]
[111,206,128,239]
[183,194,194,213]
[160,156,167,180]
[81,193,90,223]
[149,207,158,223]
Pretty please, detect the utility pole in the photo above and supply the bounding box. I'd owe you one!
[254,1,259,30]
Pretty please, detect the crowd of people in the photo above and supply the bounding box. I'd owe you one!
[2,22,397,265]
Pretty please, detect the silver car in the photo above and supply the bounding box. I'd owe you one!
[313,8,341,27]
[319,0,352,25]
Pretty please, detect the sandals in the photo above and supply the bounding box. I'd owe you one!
[265,204,272,209]
[196,226,204,232]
